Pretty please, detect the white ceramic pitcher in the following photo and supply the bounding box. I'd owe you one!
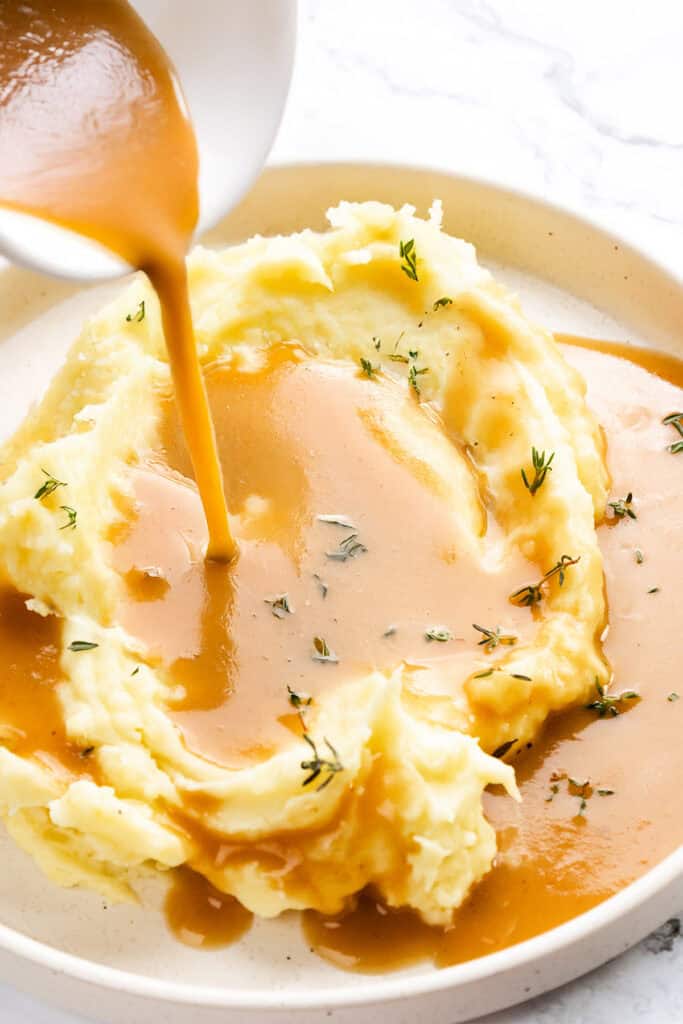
[0,0,297,281]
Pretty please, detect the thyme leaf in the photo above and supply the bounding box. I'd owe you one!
[68,641,99,652]
[312,636,339,663]
[313,573,328,598]
[492,739,517,759]
[265,594,293,619]
[359,356,378,378]
[126,300,145,323]
[607,491,636,520]
[317,514,356,529]
[59,505,77,530]
[432,296,453,310]
[34,469,67,501]
[399,238,419,282]
[662,411,683,453]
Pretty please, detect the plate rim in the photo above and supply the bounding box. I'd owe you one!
[0,159,681,1012]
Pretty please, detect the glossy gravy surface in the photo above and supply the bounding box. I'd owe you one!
[113,346,536,765]
[0,0,233,558]
[0,587,88,778]
[302,337,683,970]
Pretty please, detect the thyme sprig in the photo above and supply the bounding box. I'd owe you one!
[408,361,429,396]
[607,492,636,520]
[472,623,517,652]
[326,533,367,562]
[286,687,344,791]
[59,505,77,530]
[662,412,683,453]
[521,447,555,496]
[509,554,581,608]
[287,685,312,729]
[399,238,419,281]
[34,469,66,501]
[585,677,639,717]
[301,734,344,791]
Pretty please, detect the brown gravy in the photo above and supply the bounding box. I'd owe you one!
[302,337,683,971]
[113,346,536,766]
[0,0,233,560]
[0,587,87,777]
[164,867,252,950]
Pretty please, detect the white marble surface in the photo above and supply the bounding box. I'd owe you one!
[0,1,681,1021]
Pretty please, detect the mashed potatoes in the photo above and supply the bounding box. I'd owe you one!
[0,201,609,925]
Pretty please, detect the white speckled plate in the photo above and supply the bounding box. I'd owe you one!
[0,163,681,1024]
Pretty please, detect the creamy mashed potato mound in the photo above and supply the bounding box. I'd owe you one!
[0,201,609,924]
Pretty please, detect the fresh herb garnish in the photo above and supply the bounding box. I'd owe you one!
[472,623,517,652]
[288,686,343,791]
[521,447,555,496]
[388,353,410,364]
[511,672,532,681]
[373,336,381,351]
[635,548,644,564]
[383,625,397,637]
[408,361,429,396]
[568,777,591,816]
[662,412,683,453]
[648,586,660,594]
[265,594,293,619]
[597,788,615,796]
[287,685,312,732]
[667,692,679,703]
[585,677,639,717]
[34,469,67,501]
[312,636,339,663]
[126,300,145,323]
[545,782,560,802]
[473,667,495,679]
[492,739,517,759]
[432,296,453,310]
[80,746,95,758]
[424,626,452,642]
[59,505,77,530]
[317,514,356,529]
[301,734,344,791]
[68,641,99,652]
[326,533,367,562]
[509,554,580,607]
[399,238,419,282]
[607,492,636,520]
[359,356,378,378]
[313,573,328,598]
[131,666,140,676]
